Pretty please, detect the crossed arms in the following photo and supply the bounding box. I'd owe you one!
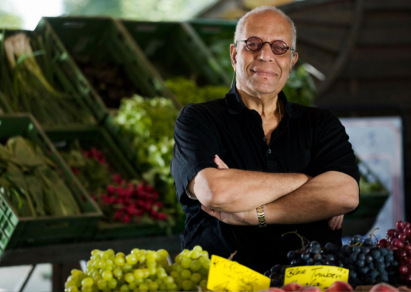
[187,155,359,229]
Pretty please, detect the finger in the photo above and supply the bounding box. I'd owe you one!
[336,215,344,230]
[214,155,225,168]
[328,215,344,230]
[333,215,342,230]
[214,154,229,169]
[335,216,340,229]
[328,217,338,230]
[328,218,335,230]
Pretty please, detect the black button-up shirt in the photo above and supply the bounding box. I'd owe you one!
[171,85,359,273]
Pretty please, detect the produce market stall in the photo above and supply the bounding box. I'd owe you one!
[1,2,410,290]
[2,222,411,291]
[0,25,182,290]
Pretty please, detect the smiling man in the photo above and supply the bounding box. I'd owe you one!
[171,6,359,273]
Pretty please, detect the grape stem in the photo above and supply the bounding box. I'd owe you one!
[228,251,238,261]
[281,230,310,248]
[369,227,379,240]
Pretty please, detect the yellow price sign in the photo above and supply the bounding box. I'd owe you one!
[284,265,349,291]
[207,255,271,292]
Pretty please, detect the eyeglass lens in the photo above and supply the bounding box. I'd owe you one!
[245,37,289,55]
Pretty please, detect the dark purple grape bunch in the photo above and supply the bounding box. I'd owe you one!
[341,235,398,287]
[264,235,400,288]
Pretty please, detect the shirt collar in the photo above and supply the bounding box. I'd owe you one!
[225,82,292,116]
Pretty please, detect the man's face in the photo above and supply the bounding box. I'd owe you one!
[230,11,298,98]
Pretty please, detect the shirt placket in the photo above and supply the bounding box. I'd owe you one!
[265,123,286,172]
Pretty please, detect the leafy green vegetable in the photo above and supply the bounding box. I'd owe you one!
[59,143,112,196]
[0,136,81,217]
[166,77,228,106]
[114,95,178,207]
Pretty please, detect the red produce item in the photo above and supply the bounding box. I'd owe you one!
[325,281,354,292]
[369,283,399,292]
[298,286,322,292]
[282,283,303,291]
[261,288,286,292]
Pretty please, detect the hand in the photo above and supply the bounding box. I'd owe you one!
[201,205,255,225]
[201,155,256,225]
[328,215,344,230]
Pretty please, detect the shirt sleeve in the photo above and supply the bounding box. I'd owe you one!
[170,104,220,201]
[308,109,360,184]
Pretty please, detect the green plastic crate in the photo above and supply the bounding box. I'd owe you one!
[189,19,236,44]
[0,196,16,254]
[0,29,97,129]
[44,125,175,240]
[0,114,102,256]
[188,19,237,82]
[120,20,231,86]
[37,17,181,170]
[39,16,176,111]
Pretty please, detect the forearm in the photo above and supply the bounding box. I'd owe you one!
[263,171,359,224]
[190,167,310,212]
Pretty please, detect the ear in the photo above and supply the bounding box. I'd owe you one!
[230,43,237,71]
[290,51,299,72]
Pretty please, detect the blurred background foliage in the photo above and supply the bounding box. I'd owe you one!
[0,0,24,29]
[0,0,218,30]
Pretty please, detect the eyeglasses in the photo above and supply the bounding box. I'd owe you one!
[235,36,295,55]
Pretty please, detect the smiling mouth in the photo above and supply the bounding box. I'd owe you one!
[251,69,278,77]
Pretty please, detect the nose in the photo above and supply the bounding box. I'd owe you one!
[258,42,274,62]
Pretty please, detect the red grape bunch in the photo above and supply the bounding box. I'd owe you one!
[378,220,411,285]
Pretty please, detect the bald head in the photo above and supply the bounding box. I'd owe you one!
[234,6,297,52]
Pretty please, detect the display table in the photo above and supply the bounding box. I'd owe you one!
[0,235,181,290]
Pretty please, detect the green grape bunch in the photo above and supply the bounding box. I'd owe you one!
[64,245,210,292]
[169,245,210,291]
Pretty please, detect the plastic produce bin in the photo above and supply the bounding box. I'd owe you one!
[44,125,172,240]
[39,16,176,111]
[120,20,231,86]
[188,19,237,82]
[45,125,139,180]
[0,114,102,258]
[0,29,97,129]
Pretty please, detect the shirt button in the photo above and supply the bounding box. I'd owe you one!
[263,137,267,142]
[267,148,272,154]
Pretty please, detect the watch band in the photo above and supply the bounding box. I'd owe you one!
[256,205,266,228]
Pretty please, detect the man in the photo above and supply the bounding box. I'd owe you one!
[171,6,359,273]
